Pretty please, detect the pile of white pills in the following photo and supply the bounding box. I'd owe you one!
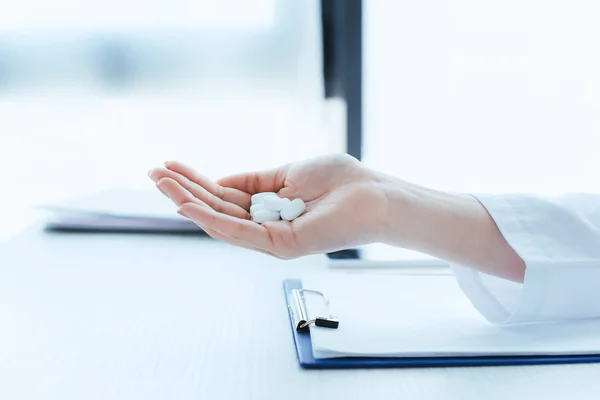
[250,192,306,223]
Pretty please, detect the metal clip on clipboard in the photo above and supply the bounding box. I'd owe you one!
[289,288,339,332]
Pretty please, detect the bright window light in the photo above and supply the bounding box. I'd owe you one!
[364,0,600,195]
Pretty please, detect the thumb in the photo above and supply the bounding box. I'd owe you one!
[276,186,301,200]
[217,166,287,194]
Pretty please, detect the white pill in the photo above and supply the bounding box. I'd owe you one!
[252,209,281,224]
[250,203,266,217]
[263,195,290,212]
[251,192,276,205]
[280,198,306,221]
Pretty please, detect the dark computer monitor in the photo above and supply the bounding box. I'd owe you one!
[321,0,362,160]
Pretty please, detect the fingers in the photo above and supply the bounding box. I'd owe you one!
[178,202,276,252]
[200,225,257,251]
[155,177,203,207]
[164,161,250,209]
[151,168,249,219]
[156,179,275,255]
[195,224,276,257]
[216,165,288,195]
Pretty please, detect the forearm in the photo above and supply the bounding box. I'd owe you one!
[375,173,525,282]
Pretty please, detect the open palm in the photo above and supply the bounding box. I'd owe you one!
[148,154,388,258]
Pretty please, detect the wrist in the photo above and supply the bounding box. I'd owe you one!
[373,172,479,253]
[370,170,525,281]
[372,172,424,247]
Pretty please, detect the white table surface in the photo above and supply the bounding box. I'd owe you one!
[1,226,600,400]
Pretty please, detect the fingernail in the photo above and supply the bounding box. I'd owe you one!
[147,169,154,177]
[156,184,167,196]
[164,161,171,167]
[177,208,189,218]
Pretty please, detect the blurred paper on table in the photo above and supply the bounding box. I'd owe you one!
[38,188,203,233]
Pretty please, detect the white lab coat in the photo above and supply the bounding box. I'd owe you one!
[451,193,600,324]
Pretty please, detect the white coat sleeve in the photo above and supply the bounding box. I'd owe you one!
[451,193,600,324]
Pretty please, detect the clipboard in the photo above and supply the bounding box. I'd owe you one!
[283,279,600,369]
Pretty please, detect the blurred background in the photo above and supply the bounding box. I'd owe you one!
[1,0,600,240]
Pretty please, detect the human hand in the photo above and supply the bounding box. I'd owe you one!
[148,154,389,259]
